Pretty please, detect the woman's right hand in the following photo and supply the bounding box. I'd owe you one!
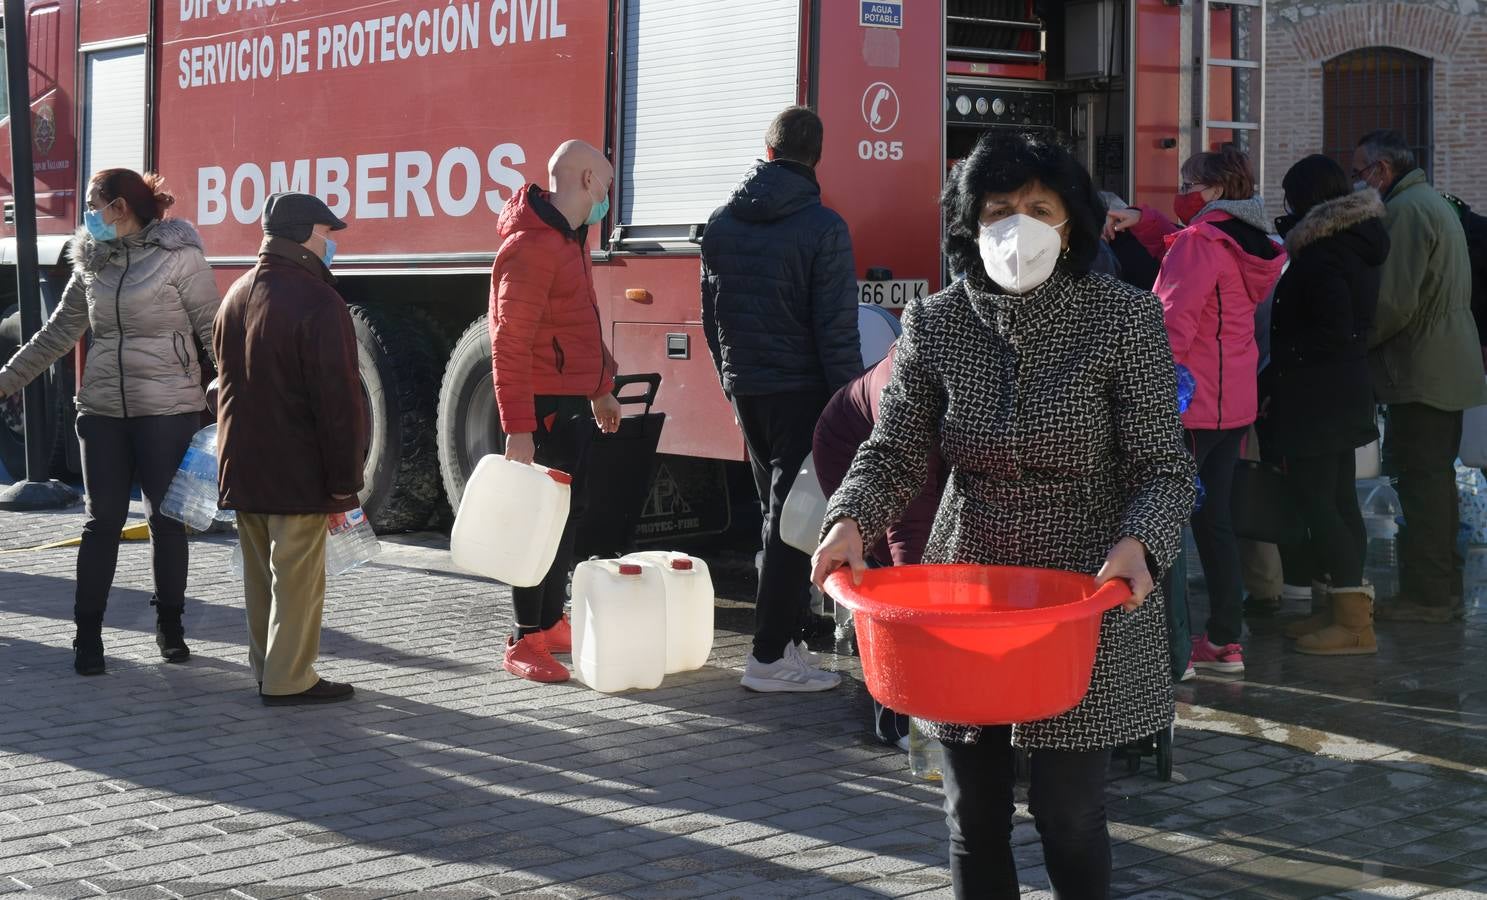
[812,518,867,590]
[1103,207,1142,242]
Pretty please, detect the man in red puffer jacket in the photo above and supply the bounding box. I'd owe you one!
[490,139,621,684]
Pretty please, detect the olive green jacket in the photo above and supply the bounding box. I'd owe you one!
[1368,169,1487,410]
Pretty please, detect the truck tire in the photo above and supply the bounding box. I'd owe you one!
[436,315,504,514]
[0,305,69,481]
[349,302,443,533]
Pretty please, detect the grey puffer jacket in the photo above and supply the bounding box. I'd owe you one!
[0,219,220,418]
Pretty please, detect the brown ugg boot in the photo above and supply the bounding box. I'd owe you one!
[1283,582,1333,639]
[1295,585,1377,656]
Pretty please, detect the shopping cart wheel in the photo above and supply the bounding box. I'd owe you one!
[1156,725,1174,782]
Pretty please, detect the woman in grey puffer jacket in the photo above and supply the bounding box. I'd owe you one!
[0,169,221,675]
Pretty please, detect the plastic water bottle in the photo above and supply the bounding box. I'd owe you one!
[228,542,243,578]
[325,507,380,576]
[1358,479,1400,596]
[908,720,944,781]
[161,425,223,532]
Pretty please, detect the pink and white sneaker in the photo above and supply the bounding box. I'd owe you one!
[1190,634,1245,674]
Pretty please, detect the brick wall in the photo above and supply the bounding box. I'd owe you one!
[1264,1,1487,216]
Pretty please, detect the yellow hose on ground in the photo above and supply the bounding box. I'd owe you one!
[0,521,151,553]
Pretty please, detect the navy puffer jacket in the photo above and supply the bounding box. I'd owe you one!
[700,161,862,396]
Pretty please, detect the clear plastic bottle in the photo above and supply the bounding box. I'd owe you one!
[324,507,380,576]
[908,720,944,781]
[161,425,223,532]
[1358,479,1400,596]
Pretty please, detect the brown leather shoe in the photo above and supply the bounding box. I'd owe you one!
[1374,599,1458,624]
[261,678,355,706]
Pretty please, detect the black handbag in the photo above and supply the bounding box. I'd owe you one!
[1229,459,1307,545]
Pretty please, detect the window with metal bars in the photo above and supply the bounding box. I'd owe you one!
[1322,47,1433,179]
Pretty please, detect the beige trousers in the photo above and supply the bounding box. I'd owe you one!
[238,512,326,696]
[1238,425,1284,597]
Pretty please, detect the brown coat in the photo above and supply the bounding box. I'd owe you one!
[213,237,367,514]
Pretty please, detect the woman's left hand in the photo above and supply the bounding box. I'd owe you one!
[1096,536,1154,612]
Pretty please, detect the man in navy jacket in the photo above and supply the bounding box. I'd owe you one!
[701,105,860,692]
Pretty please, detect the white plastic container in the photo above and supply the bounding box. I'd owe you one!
[780,453,827,554]
[623,551,714,673]
[571,559,667,692]
[450,455,571,587]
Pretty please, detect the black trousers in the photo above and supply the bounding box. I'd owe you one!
[512,396,596,634]
[1187,427,1247,645]
[74,412,201,625]
[730,389,830,663]
[941,728,1112,899]
[1385,403,1464,606]
[1286,450,1366,588]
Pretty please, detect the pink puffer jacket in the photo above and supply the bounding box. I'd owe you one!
[1131,202,1287,431]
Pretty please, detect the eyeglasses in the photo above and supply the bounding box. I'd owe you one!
[1178,182,1207,194]
[1350,162,1380,181]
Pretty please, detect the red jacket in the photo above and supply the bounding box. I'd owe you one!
[490,185,616,434]
[1133,204,1287,431]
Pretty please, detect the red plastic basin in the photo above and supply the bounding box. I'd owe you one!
[826,565,1131,724]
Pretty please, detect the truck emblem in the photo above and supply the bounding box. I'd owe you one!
[33,105,55,156]
[862,82,900,134]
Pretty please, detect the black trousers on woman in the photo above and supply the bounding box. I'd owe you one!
[941,728,1112,899]
[1186,427,1247,645]
[1286,449,1366,588]
[74,413,201,627]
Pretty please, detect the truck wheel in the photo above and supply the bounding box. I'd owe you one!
[436,315,503,514]
[0,305,68,481]
[349,303,443,533]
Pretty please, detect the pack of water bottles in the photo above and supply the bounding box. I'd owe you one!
[1457,464,1487,546]
[227,507,380,578]
[161,425,234,532]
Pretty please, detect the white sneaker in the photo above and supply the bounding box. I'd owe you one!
[741,644,841,692]
[794,641,823,667]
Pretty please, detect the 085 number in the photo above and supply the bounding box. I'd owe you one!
[858,140,904,161]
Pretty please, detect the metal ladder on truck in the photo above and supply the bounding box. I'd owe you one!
[1181,0,1267,188]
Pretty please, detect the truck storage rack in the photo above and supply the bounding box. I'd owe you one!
[946,0,1044,67]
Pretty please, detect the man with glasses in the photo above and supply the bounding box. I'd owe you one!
[1352,130,1486,623]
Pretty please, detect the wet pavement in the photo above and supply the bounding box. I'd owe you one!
[1,500,1485,898]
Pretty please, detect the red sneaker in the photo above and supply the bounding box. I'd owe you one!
[503,633,570,683]
[543,614,572,654]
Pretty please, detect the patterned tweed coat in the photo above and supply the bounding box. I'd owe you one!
[825,270,1196,750]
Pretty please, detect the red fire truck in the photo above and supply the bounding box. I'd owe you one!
[0,0,1265,536]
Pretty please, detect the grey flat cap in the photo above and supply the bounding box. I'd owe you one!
[261,192,348,241]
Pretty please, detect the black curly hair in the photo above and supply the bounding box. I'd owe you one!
[942,130,1106,283]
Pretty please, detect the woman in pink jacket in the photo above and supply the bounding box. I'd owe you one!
[1109,146,1287,675]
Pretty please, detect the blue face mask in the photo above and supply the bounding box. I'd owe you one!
[320,235,337,268]
[84,208,117,242]
[584,195,609,227]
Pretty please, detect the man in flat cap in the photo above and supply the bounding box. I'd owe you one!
[213,192,367,705]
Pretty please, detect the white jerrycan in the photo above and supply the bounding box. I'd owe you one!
[450,455,571,587]
[780,453,828,554]
[623,551,715,673]
[571,560,667,692]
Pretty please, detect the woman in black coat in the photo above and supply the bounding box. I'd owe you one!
[1262,154,1390,656]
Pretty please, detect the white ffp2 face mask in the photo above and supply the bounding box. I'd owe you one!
[978,214,1067,294]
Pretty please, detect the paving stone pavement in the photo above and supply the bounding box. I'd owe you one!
[2,501,1487,899]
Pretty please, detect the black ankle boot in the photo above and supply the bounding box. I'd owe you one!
[73,618,105,676]
[152,599,191,662]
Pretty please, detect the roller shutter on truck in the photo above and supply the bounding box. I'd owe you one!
[83,45,147,178]
[617,0,801,243]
